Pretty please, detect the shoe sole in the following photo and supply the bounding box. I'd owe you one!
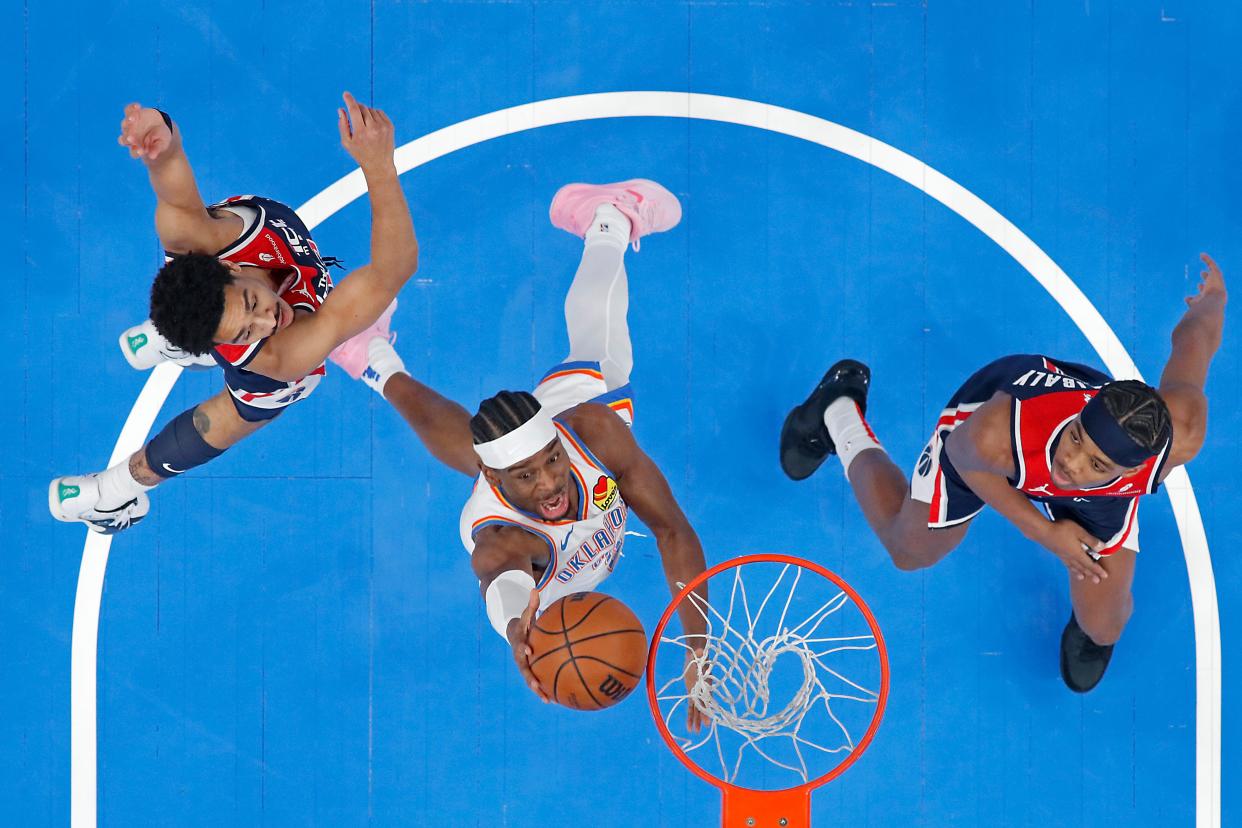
[779,406,831,481]
[118,329,161,371]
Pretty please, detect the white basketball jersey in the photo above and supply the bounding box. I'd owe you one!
[460,421,629,614]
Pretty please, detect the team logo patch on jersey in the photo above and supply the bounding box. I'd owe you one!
[592,475,618,511]
[917,446,933,477]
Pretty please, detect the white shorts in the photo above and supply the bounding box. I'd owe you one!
[533,360,634,426]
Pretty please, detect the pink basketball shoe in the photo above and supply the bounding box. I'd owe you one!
[549,179,682,250]
[329,298,398,379]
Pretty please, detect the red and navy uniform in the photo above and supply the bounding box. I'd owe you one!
[911,355,1171,556]
[166,195,335,421]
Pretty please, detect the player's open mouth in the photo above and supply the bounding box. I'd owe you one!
[1052,463,1073,488]
[276,302,291,330]
[538,490,568,519]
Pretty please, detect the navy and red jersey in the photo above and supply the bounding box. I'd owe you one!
[1007,357,1170,500]
[914,354,1170,555]
[164,195,336,418]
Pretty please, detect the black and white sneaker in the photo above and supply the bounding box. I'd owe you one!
[779,359,871,481]
[48,473,150,535]
[1059,613,1114,693]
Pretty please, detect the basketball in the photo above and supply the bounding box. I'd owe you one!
[528,592,648,711]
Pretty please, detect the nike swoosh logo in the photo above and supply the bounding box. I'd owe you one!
[560,529,574,551]
[162,463,185,474]
[95,498,137,514]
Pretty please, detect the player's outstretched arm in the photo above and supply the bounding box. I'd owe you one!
[117,102,241,254]
[573,405,710,731]
[472,529,553,703]
[946,392,1110,583]
[377,372,478,477]
[1158,253,1227,471]
[251,93,420,383]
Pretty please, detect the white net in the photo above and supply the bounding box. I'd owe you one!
[654,561,884,789]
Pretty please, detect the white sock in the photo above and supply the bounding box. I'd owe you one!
[823,397,884,480]
[565,205,633,389]
[96,458,155,507]
[584,203,631,249]
[363,337,408,398]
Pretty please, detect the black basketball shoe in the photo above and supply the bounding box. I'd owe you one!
[779,359,871,481]
[1059,613,1115,693]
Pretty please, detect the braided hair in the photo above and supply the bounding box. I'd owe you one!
[1096,380,1172,455]
[471,391,542,444]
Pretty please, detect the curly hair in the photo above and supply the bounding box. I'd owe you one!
[1097,379,1172,453]
[471,391,542,443]
[149,253,233,355]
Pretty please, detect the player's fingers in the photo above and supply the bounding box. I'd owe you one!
[123,102,141,119]
[1073,549,1106,583]
[1200,252,1219,274]
[337,108,351,141]
[342,91,362,131]
[517,661,548,702]
[1078,539,1108,578]
[690,702,706,733]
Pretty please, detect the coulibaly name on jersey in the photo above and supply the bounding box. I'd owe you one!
[1011,369,1093,390]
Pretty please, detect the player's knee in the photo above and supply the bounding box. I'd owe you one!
[889,552,933,572]
[1078,596,1133,646]
[880,538,937,572]
[145,407,226,479]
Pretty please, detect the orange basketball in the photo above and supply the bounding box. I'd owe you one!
[528,592,648,711]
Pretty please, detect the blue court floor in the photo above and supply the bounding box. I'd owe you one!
[5,2,1240,826]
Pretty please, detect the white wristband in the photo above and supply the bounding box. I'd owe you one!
[484,569,538,640]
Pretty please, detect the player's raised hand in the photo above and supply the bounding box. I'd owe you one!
[1187,252,1227,309]
[337,91,396,173]
[505,587,551,703]
[1040,518,1109,584]
[117,103,174,162]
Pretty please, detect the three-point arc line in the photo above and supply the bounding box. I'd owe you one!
[69,92,1221,828]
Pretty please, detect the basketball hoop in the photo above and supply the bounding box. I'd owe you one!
[646,554,889,827]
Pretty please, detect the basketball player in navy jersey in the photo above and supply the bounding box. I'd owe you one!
[780,254,1226,692]
[49,93,419,533]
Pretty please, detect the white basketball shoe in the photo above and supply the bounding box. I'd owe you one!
[48,474,150,534]
[119,319,216,370]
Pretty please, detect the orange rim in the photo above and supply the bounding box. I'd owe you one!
[645,553,890,796]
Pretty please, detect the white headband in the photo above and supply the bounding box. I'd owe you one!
[473,408,559,469]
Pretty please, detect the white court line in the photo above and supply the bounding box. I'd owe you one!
[70,92,1220,827]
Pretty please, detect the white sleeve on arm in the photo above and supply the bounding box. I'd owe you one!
[484,569,537,640]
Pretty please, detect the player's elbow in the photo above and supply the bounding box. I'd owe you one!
[1164,386,1208,465]
[376,240,420,283]
[258,349,316,384]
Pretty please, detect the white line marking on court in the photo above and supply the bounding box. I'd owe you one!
[70,92,1220,828]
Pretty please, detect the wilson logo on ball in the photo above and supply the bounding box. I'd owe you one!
[598,674,631,701]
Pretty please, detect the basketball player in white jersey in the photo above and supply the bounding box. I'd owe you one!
[780,254,1225,692]
[332,181,708,722]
